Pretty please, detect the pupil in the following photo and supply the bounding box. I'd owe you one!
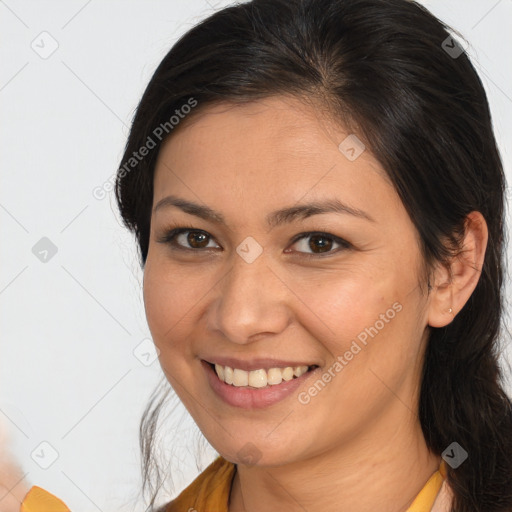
[310,234,332,253]
[189,232,208,248]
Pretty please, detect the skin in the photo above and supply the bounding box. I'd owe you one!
[143,95,488,512]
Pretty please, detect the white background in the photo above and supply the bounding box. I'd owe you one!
[1,1,511,511]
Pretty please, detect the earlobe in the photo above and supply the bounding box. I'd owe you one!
[427,211,488,328]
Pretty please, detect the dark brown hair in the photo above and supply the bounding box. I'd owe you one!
[114,0,512,510]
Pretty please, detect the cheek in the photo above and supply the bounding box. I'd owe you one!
[287,267,399,343]
[320,282,424,409]
[142,260,202,355]
[292,263,421,377]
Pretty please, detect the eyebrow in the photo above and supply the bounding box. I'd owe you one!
[153,194,375,228]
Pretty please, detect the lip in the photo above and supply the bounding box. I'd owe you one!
[202,356,317,372]
[201,360,320,409]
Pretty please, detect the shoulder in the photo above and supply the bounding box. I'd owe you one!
[162,455,236,512]
[20,486,70,512]
[430,479,454,512]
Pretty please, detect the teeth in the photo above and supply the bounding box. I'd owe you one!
[293,366,308,378]
[282,367,294,381]
[267,368,283,385]
[233,368,249,386]
[248,369,267,388]
[224,366,234,385]
[213,364,310,388]
[215,364,224,381]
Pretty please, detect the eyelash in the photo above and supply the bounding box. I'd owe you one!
[156,224,352,258]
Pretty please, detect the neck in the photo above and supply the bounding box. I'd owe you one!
[228,408,441,512]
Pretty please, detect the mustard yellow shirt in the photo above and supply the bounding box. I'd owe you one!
[20,456,448,512]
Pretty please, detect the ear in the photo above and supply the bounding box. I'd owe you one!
[427,211,488,328]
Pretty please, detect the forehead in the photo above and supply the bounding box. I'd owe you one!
[152,95,397,221]
[155,96,383,173]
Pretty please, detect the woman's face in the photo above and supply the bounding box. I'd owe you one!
[143,95,432,466]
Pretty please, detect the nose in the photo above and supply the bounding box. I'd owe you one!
[207,249,292,345]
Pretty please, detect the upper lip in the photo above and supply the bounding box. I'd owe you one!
[202,356,318,372]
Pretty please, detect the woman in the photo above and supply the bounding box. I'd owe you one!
[19,0,512,511]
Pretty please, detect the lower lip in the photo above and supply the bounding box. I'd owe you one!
[202,360,319,410]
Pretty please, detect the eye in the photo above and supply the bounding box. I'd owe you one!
[286,231,351,257]
[156,227,220,251]
[156,226,351,257]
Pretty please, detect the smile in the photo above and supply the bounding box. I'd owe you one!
[202,360,320,409]
[213,363,316,388]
